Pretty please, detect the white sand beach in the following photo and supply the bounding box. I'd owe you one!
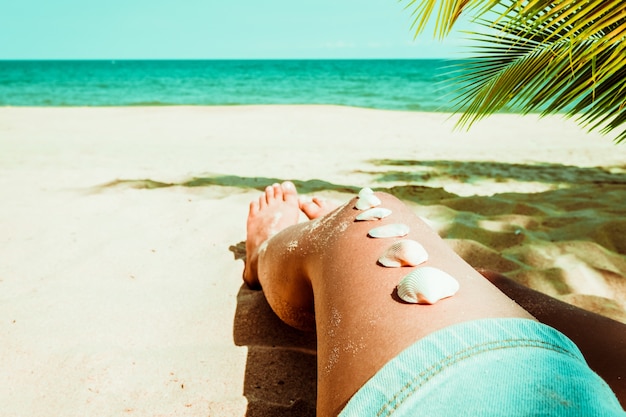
[1,105,625,416]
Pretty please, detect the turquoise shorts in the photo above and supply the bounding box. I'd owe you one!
[340,318,624,416]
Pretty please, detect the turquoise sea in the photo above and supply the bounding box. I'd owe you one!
[0,59,465,111]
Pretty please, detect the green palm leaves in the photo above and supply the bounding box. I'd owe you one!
[404,0,626,143]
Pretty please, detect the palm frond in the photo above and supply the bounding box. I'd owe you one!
[402,0,626,143]
[402,0,499,38]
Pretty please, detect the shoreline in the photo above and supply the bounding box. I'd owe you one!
[1,105,625,416]
[0,102,597,118]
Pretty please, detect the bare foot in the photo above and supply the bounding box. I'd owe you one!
[299,196,338,220]
[244,181,301,288]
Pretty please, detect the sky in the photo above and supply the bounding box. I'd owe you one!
[0,0,475,59]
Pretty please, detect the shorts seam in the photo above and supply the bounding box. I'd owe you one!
[375,338,580,417]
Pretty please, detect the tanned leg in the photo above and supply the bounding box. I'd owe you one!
[245,183,533,416]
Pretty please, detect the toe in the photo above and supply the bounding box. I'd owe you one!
[298,197,308,211]
[282,181,298,203]
[264,185,275,205]
[300,200,320,220]
[312,196,325,207]
[272,183,283,202]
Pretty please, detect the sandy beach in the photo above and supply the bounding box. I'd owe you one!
[1,105,625,416]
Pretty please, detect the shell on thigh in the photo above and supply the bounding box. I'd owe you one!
[396,267,459,304]
[356,207,392,221]
[368,223,410,238]
[378,239,428,268]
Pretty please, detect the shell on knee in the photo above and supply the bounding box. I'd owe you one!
[354,187,382,210]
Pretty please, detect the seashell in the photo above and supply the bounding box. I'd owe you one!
[355,190,381,210]
[358,187,374,198]
[356,207,392,221]
[368,223,409,238]
[378,239,428,267]
[396,267,460,304]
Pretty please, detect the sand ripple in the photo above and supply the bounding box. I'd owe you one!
[396,184,626,323]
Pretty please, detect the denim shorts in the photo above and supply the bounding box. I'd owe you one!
[339,318,624,416]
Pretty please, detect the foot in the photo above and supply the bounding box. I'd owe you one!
[299,197,338,220]
[244,181,301,288]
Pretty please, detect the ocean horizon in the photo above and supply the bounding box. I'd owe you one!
[0,59,473,111]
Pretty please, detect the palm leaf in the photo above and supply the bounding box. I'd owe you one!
[403,0,500,38]
[402,0,626,143]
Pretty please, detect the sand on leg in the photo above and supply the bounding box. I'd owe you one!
[243,182,301,288]
[245,184,534,416]
[244,181,316,329]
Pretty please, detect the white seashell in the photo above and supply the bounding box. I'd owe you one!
[356,207,392,221]
[397,267,460,304]
[358,187,374,198]
[368,223,409,238]
[378,239,428,267]
[355,192,381,210]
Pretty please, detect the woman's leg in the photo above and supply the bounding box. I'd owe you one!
[244,182,533,416]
